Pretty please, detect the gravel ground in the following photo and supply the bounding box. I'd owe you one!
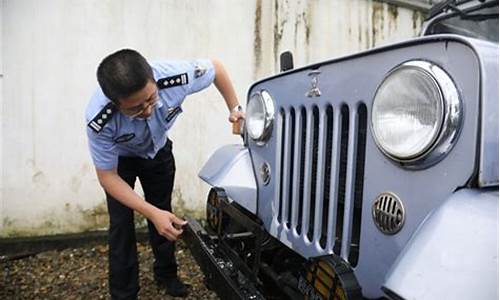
[0,239,219,300]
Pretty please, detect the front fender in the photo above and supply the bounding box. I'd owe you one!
[383,188,499,300]
[198,145,257,214]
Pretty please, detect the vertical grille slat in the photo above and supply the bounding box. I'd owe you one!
[326,107,342,252]
[301,109,314,238]
[307,107,320,242]
[320,106,334,249]
[340,105,364,260]
[334,105,349,255]
[275,100,367,260]
[275,111,285,223]
[313,107,327,244]
[297,107,307,234]
[287,109,296,228]
[348,104,367,267]
[291,109,303,231]
[281,109,293,228]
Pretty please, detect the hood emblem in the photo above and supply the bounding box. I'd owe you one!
[306,70,322,98]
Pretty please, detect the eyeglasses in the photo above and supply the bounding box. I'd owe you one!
[119,94,159,117]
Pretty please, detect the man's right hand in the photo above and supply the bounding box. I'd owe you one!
[151,209,188,241]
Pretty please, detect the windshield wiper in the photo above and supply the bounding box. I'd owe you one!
[429,0,499,20]
[430,0,466,19]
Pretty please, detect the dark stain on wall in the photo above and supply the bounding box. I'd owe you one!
[388,4,399,36]
[273,0,285,66]
[412,10,423,35]
[294,10,311,49]
[294,11,299,48]
[388,3,399,20]
[254,0,263,78]
[1,201,110,237]
[359,12,363,45]
[372,2,384,48]
[304,9,311,46]
[78,202,109,231]
[365,3,371,50]
[304,1,313,63]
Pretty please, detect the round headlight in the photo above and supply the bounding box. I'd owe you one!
[371,60,462,167]
[247,90,275,143]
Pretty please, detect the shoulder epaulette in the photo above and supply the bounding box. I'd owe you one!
[157,73,189,89]
[87,102,116,133]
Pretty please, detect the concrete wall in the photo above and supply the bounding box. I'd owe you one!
[1,0,426,237]
[0,0,3,236]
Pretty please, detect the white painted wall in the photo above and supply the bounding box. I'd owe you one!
[1,0,424,237]
[0,0,3,236]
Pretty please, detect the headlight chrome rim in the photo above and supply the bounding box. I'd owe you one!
[247,90,275,144]
[371,60,462,168]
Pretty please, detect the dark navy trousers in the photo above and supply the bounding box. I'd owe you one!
[105,139,177,300]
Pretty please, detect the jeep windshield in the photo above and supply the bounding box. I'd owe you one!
[425,0,499,42]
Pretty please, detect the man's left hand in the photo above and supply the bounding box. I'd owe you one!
[229,111,245,123]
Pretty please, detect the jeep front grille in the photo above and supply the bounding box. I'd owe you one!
[275,103,367,266]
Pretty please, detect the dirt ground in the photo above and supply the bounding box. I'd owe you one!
[0,239,219,300]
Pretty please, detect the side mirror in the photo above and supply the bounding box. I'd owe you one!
[280,51,294,72]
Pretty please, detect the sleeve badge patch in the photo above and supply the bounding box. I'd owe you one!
[194,64,207,78]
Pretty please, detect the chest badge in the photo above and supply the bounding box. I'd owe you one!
[114,133,136,143]
[306,70,322,98]
[166,106,182,122]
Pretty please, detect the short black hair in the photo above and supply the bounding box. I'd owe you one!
[96,49,154,102]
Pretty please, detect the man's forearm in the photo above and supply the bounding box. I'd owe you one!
[96,168,185,241]
[212,58,239,111]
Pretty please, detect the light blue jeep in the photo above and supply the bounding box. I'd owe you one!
[185,1,499,299]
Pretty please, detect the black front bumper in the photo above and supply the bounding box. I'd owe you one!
[183,218,265,300]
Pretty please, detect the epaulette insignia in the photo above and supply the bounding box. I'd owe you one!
[88,102,116,133]
[157,73,188,89]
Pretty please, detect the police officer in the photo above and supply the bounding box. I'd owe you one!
[85,49,243,299]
